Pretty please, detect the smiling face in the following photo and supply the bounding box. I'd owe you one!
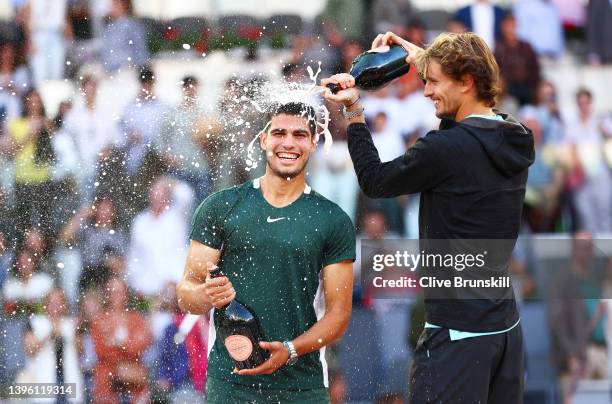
[422,60,468,120]
[415,33,499,119]
[260,113,316,179]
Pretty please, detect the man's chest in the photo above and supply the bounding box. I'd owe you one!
[220,204,328,259]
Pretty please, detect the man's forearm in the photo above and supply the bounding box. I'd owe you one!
[291,308,351,357]
[347,122,390,197]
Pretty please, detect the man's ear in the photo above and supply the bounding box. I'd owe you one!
[460,74,475,94]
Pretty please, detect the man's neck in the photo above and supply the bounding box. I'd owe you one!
[259,171,306,208]
[86,98,96,111]
[455,99,494,121]
[579,111,591,122]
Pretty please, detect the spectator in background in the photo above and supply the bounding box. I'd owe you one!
[446,17,468,34]
[75,289,102,404]
[496,79,520,118]
[360,84,408,142]
[453,0,506,49]
[100,0,148,72]
[310,101,359,222]
[405,19,427,48]
[520,106,564,232]
[534,80,564,144]
[18,289,84,402]
[24,0,70,86]
[119,66,167,177]
[514,0,564,59]
[67,0,92,42]
[22,225,53,273]
[59,194,127,292]
[0,41,30,97]
[339,39,364,73]
[89,0,113,39]
[91,277,152,403]
[322,0,365,43]
[2,248,53,313]
[0,227,12,289]
[551,0,586,34]
[204,76,267,191]
[154,282,207,403]
[3,89,55,235]
[592,259,612,386]
[548,233,606,404]
[155,76,211,204]
[61,75,118,201]
[127,176,192,298]
[370,111,405,163]
[290,18,342,77]
[371,0,413,34]
[328,368,348,404]
[495,13,541,105]
[564,88,612,234]
[395,69,438,138]
[353,209,391,307]
[586,0,612,65]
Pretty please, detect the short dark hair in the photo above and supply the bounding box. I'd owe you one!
[182,75,198,88]
[139,65,155,84]
[576,87,592,101]
[269,102,317,136]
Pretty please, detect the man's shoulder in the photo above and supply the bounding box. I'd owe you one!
[307,189,341,209]
[422,123,462,144]
[306,190,354,224]
[195,182,252,212]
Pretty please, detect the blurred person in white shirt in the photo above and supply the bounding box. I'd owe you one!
[370,111,405,162]
[563,88,612,234]
[24,0,69,85]
[61,75,119,201]
[19,289,84,402]
[127,176,193,298]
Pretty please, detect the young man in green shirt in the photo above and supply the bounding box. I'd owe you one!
[177,102,356,403]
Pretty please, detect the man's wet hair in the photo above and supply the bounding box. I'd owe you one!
[269,102,317,136]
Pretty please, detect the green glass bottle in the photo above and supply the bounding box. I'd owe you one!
[327,45,410,93]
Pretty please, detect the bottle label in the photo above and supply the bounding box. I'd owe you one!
[224,335,253,361]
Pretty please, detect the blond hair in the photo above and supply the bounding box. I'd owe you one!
[415,32,500,107]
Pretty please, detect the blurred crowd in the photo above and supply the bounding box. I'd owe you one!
[0,0,610,402]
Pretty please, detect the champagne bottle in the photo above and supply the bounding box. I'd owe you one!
[210,267,269,369]
[327,45,410,94]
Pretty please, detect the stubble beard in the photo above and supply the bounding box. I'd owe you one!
[267,158,309,180]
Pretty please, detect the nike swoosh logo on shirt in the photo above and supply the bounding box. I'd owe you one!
[267,216,286,223]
